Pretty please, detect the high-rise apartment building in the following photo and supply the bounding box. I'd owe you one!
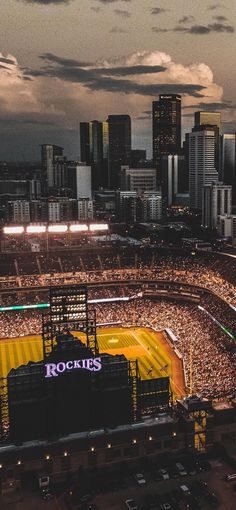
[107,115,131,189]
[202,182,232,229]
[138,192,162,222]
[152,95,181,163]
[221,133,236,209]
[7,200,30,223]
[120,166,156,193]
[116,191,137,223]
[78,198,94,220]
[189,126,219,210]
[67,163,92,200]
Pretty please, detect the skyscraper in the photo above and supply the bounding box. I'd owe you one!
[161,155,186,208]
[194,111,221,175]
[189,126,219,210]
[79,120,109,189]
[41,144,66,193]
[194,111,221,129]
[152,94,181,163]
[202,182,232,229]
[80,122,91,165]
[107,115,131,189]
[221,133,236,209]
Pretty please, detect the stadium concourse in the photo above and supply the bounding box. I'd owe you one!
[0,248,235,402]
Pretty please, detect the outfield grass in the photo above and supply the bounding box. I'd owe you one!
[0,327,186,398]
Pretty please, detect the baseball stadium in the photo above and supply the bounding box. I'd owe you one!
[0,230,235,490]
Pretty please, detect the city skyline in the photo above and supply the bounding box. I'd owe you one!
[0,0,235,160]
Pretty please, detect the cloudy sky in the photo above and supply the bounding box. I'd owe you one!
[0,0,235,160]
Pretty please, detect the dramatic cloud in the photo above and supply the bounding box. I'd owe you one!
[18,0,72,4]
[1,49,233,159]
[114,9,131,18]
[150,7,168,15]
[178,15,195,24]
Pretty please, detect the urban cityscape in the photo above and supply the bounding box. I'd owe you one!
[0,1,235,510]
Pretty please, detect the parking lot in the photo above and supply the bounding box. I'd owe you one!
[65,454,236,510]
[0,455,235,510]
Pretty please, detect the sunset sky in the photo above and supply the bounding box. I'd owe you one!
[0,0,235,160]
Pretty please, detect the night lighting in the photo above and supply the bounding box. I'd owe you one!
[48,224,68,233]
[3,226,24,234]
[26,225,46,234]
[69,224,88,232]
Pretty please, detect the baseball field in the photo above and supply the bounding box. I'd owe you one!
[0,327,187,399]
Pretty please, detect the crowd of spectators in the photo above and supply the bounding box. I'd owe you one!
[0,251,235,307]
[0,248,235,402]
[0,296,234,401]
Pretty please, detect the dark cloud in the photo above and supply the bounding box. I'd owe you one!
[93,0,131,3]
[152,27,169,33]
[183,101,235,110]
[213,15,228,21]
[18,0,72,4]
[150,7,168,15]
[208,3,225,10]
[97,64,167,75]
[114,9,131,18]
[0,57,16,65]
[189,22,234,33]
[110,26,128,33]
[39,53,93,67]
[173,22,234,34]
[178,15,195,24]
[25,55,205,97]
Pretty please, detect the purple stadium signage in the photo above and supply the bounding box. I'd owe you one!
[45,357,102,378]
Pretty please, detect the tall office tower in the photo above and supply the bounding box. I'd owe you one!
[120,166,157,193]
[189,126,219,210]
[221,133,236,209]
[41,144,66,193]
[67,163,92,200]
[107,115,131,189]
[80,120,109,189]
[152,94,181,163]
[194,111,221,175]
[194,111,221,129]
[160,155,186,208]
[202,182,232,229]
[80,122,91,164]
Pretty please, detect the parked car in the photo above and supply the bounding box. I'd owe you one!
[158,468,169,480]
[176,462,187,476]
[125,498,138,510]
[134,473,146,486]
